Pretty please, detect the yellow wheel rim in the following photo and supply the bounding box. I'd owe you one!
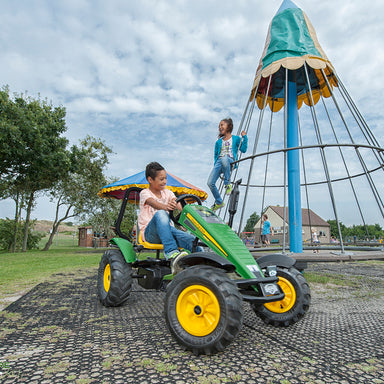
[176,285,220,336]
[264,276,296,313]
[103,263,111,292]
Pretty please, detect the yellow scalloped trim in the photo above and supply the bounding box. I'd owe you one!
[252,55,332,92]
[98,184,208,201]
[97,184,148,198]
[252,60,337,112]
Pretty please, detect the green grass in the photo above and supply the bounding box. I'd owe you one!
[303,271,362,288]
[38,233,79,249]
[0,235,103,304]
[0,249,101,293]
[0,234,155,309]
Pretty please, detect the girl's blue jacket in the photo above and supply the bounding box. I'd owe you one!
[214,135,248,166]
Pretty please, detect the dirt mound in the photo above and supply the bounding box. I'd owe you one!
[33,220,78,234]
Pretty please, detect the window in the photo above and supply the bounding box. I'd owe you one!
[272,227,286,234]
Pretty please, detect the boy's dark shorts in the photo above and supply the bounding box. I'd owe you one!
[262,234,270,243]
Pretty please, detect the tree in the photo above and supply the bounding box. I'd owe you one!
[83,185,138,243]
[42,136,113,251]
[327,220,348,239]
[0,188,28,253]
[1,88,30,252]
[243,212,260,233]
[346,223,383,240]
[0,86,70,251]
[86,198,124,238]
[118,201,137,241]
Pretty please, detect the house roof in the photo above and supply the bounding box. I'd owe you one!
[269,206,330,227]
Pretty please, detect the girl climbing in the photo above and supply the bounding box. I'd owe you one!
[207,118,247,211]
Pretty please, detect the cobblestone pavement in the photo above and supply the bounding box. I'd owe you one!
[0,261,383,384]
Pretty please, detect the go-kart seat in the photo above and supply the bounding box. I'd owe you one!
[137,229,163,250]
[136,223,163,259]
[136,224,187,259]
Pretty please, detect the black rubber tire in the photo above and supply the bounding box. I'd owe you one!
[165,265,243,355]
[252,266,311,327]
[97,249,133,307]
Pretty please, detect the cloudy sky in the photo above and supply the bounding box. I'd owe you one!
[1,0,383,230]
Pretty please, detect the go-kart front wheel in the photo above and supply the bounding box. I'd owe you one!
[165,265,243,355]
[97,249,133,307]
[252,266,311,326]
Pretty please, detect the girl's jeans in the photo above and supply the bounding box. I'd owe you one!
[144,210,197,257]
[207,156,233,205]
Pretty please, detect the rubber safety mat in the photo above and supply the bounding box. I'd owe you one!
[0,261,383,383]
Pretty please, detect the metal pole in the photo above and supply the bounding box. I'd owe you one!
[303,64,345,253]
[287,70,303,253]
[237,77,271,235]
[282,70,288,253]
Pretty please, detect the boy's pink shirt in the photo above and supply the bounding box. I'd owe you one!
[138,188,176,241]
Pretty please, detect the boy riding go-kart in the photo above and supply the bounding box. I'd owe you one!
[97,173,311,355]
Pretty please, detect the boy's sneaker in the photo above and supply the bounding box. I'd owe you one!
[169,251,189,274]
[211,202,224,212]
[168,250,181,259]
[225,184,232,195]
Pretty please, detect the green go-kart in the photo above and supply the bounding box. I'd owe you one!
[97,186,311,355]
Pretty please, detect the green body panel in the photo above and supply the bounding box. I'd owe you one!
[179,205,263,280]
[109,238,137,263]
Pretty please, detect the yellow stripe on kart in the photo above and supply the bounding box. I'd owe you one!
[186,213,227,256]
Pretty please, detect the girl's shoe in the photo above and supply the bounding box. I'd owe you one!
[211,202,225,212]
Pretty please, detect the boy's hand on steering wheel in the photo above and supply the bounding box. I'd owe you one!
[169,194,202,224]
[166,199,177,211]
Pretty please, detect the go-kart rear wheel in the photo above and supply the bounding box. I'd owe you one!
[252,266,310,327]
[97,249,132,307]
[165,265,243,355]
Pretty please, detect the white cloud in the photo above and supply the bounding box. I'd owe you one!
[1,0,383,229]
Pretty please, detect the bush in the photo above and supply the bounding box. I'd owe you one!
[27,230,45,250]
[0,219,16,251]
[0,219,45,251]
[62,230,77,236]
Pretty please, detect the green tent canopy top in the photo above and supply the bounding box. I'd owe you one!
[251,0,338,111]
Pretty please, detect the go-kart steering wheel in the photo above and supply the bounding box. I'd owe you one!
[169,194,202,224]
